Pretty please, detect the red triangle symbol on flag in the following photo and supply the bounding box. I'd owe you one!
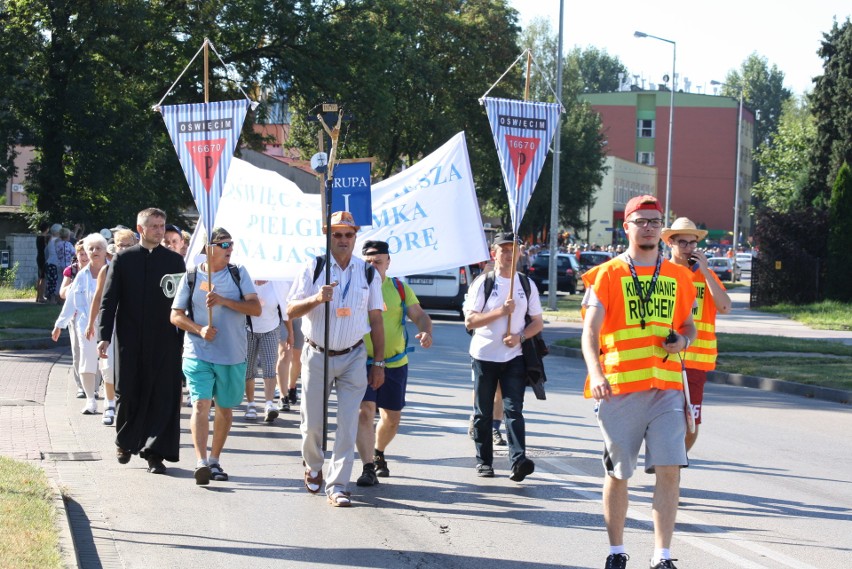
[185,139,227,193]
[504,135,541,189]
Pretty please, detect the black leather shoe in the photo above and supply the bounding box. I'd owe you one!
[116,447,131,464]
[146,455,166,474]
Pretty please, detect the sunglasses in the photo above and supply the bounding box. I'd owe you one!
[332,232,356,239]
[211,241,233,249]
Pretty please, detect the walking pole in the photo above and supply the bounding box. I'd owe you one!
[322,176,332,452]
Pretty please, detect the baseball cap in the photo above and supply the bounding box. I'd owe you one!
[492,231,521,247]
[624,195,663,219]
[362,240,390,256]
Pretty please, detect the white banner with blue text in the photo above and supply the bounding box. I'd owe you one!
[188,131,489,280]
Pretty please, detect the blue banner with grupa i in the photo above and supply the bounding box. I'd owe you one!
[331,162,372,227]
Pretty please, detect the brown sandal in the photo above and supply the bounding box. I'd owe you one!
[327,491,352,507]
[304,469,323,494]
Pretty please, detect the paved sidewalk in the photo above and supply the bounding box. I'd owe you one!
[0,348,63,461]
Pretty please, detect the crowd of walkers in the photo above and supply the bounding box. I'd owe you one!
[41,201,721,568]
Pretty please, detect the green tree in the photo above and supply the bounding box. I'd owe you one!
[723,53,792,157]
[825,162,852,300]
[286,0,521,187]
[805,18,852,209]
[752,97,815,214]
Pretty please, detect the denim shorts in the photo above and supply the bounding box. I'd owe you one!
[361,365,407,411]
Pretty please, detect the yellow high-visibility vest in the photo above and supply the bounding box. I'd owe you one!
[582,258,696,398]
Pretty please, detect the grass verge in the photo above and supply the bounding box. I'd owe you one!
[540,293,583,321]
[714,357,852,391]
[0,305,62,331]
[0,457,62,569]
[755,300,852,331]
[554,333,852,390]
[541,279,745,321]
[0,286,37,300]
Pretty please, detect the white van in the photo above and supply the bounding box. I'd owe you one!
[404,265,477,318]
[735,252,752,272]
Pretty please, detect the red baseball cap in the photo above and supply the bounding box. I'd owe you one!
[624,195,663,218]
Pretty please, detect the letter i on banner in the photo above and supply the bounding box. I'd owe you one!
[160,100,250,236]
[481,98,561,232]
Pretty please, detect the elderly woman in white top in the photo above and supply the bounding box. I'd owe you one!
[59,240,89,399]
[52,233,113,415]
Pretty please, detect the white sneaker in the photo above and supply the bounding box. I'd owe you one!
[102,406,115,426]
[264,402,279,423]
[244,405,258,421]
[81,398,98,415]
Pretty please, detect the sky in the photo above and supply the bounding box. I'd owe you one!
[509,0,851,97]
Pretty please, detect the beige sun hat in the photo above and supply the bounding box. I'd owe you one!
[661,217,708,242]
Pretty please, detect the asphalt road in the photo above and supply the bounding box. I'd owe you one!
[50,317,852,569]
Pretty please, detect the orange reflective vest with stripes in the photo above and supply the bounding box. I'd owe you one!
[683,268,724,371]
[582,258,696,398]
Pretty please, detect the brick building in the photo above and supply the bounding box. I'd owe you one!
[580,90,754,245]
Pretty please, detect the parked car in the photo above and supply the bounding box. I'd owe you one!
[403,265,476,317]
[578,251,614,273]
[735,252,753,272]
[526,252,581,294]
[707,257,741,282]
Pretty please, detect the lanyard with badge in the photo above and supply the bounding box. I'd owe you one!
[336,271,352,318]
[626,252,662,330]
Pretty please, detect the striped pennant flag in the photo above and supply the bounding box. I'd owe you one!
[482,97,562,232]
[160,100,249,239]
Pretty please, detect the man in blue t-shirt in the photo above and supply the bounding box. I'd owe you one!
[171,227,261,486]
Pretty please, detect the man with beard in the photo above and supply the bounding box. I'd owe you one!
[98,208,186,474]
[581,195,697,569]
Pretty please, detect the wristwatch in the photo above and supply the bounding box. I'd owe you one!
[519,333,526,344]
[373,360,386,368]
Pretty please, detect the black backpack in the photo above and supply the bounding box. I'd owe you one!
[312,254,375,286]
[465,271,549,356]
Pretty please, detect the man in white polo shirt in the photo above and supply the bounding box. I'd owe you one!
[287,211,385,507]
[464,232,543,482]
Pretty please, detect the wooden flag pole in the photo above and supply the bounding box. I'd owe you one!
[203,38,214,326]
[506,50,534,337]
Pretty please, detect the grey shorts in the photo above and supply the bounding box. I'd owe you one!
[290,317,304,350]
[596,388,688,478]
[278,319,289,344]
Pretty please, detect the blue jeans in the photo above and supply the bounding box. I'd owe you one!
[472,356,527,468]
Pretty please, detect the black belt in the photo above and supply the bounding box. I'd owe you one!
[306,338,363,357]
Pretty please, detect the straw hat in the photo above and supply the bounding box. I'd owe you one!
[661,217,708,242]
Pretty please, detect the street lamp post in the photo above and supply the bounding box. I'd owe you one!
[634,31,676,224]
[711,80,743,250]
[547,0,565,311]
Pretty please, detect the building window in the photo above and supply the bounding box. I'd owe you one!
[636,152,655,166]
[636,119,655,138]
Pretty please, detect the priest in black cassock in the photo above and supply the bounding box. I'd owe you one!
[98,207,185,474]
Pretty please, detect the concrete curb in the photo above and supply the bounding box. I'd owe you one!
[547,344,852,406]
[706,371,851,405]
[48,476,79,569]
[0,330,68,351]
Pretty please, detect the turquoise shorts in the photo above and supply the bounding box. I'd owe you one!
[183,358,247,409]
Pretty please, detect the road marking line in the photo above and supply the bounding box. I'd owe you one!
[538,458,818,569]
